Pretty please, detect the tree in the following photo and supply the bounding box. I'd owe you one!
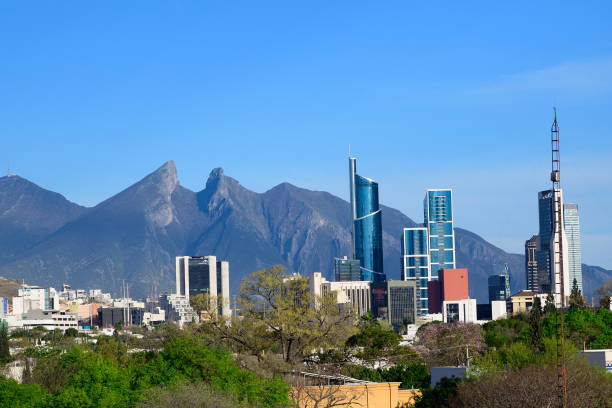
[544,292,556,315]
[453,357,612,408]
[569,278,587,310]
[0,321,10,363]
[21,357,32,385]
[529,297,544,351]
[414,322,487,367]
[234,265,357,365]
[345,313,400,367]
[595,280,612,310]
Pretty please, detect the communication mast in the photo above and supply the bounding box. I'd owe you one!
[551,108,567,408]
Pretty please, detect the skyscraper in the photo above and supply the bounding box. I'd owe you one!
[424,189,456,275]
[563,204,583,293]
[401,227,430,315]
[537,189,569,303]
[525,235,539,292]
[175,256,231,318]
[349,156,385,281]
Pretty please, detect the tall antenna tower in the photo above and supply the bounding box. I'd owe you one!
[551,108,567,408]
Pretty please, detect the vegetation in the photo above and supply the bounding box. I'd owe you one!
[1,268,611,408]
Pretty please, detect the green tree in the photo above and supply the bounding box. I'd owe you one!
[235,265,356,365]
[345,313,400,366]
[569,278,587,310]
[544,292,556,314]
[529,297,544,351]
[22,357,32,385]
[0,321,10,362]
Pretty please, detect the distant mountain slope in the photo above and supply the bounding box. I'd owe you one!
[0,163,609,302]
[0,175,87,263]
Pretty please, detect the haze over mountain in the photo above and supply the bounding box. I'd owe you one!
[0,162,609,303]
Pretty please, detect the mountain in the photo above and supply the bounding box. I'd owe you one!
[0,175,87,263]
[0,163,610,303]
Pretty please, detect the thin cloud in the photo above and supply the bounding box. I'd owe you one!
[467,58,612,95]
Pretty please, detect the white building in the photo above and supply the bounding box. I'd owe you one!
[12,286,59,314]
[9,309,78,331]
[160,294,195,326]
[309,272,371,316]
[491,300,507,320]
[442,298,477,323]
[176,256,230,318]
[563,204,583,293]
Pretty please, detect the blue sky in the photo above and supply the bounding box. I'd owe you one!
[1,2,611,269]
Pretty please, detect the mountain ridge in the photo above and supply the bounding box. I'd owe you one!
[0,163,609,302]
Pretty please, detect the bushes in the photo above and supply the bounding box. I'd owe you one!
[1,331,290,408]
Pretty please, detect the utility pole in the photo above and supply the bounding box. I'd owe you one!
[551,108,568,408]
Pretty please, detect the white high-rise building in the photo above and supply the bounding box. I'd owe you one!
[563,204,583,293]
[175,256,230,318]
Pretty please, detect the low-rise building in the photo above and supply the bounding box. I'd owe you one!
[577,349,612,373]
[442,299,477,323]
[309,272,371,316]
[14,309,78,331]
[508,290,537,314]
[160,294,195,326]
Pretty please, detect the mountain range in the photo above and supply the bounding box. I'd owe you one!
[0,161,609,303]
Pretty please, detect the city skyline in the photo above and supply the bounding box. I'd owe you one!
[1,2,611,270]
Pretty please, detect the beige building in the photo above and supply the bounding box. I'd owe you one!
[309,272,371,316]
[508,290,537,314]
[291,382,420,408]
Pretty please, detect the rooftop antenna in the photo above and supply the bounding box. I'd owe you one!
[551,107,567,408]
[348,144,351,157]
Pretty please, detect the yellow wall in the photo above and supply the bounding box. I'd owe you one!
[291,382,420,408]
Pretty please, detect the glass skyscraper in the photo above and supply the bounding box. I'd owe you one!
[537,189,569,298]
[401,227,430,315]
[563,204,583,293]
[424,189,456,275]
[349,156,385,281]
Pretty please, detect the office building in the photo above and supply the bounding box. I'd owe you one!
[371,281,417,332]
[309,272,371,316]
[428,268,469,314]
[349,156,385,281]
[176,256,230,318]
[424,189,456,274]
[537,190,570,306]
[488,266,510,302]
[12,286,59,314]
[334,256,362,282]
[401,228,430,315]
[525,235,539,292]
[563,204,583,293]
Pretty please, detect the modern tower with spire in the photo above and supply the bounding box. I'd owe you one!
[349,155,385,282]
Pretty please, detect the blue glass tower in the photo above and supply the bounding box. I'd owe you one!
[401,228,430,315]
[349,156,385,281]
[424,189,456,277]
